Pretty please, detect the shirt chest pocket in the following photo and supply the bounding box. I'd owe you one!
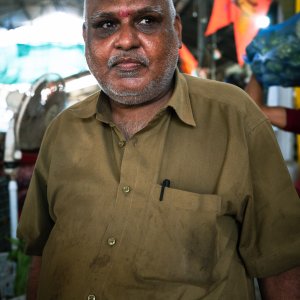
[134,184,222,285]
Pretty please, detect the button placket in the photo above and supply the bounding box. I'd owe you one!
[92,140,137,290]
[122,185,131,194]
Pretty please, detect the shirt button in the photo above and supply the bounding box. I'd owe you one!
[88,295,96,300]
[122,186,131,194]
[107,237,116,246]
[118,140,126,148]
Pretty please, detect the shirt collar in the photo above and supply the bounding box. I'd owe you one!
[166,69,196,127]
[69,69,196,127]
[68,91,100,119]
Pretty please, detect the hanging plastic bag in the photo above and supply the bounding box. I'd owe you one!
[245,13,300,87]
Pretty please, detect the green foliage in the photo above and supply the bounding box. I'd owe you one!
[8,239,30,296]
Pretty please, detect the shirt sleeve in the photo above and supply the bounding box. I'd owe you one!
[17,124,55,256]
[284,108,300,134]
[238,119,300,278]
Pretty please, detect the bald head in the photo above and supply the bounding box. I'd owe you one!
[83,0,177,22]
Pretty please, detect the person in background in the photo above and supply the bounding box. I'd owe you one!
[17,0,300,299]
[246,73,300,197]
[246,73,300,134]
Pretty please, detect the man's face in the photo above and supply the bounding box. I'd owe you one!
[83,0,182,105]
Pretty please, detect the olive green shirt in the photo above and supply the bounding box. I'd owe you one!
[18,71,300,300]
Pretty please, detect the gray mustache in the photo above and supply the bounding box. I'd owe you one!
[107,54,150,68]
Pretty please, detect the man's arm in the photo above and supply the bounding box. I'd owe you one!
[260,106,287,129]
[245,74,264,106]
[245,74,288,129]
[258,266,300,299]
[27,256,42,300]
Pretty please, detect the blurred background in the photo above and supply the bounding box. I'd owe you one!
[0,0,299,299]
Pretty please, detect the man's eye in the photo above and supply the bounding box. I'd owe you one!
[92,20,117,30]
[92,20,119,37]
[136,16,161,33]
[98,20,117,29]
[138,16,156,26]
[92,20,118,30]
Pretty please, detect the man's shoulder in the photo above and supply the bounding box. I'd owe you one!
[183,74,258,113]
[182,73,251,112]
[180,73,267,131]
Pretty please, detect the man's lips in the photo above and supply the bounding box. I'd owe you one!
[108,55,149,70]
[113,59,143,70]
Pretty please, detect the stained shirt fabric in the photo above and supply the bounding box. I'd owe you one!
[17,70,300,300]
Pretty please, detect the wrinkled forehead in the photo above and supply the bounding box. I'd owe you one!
[84,0,175,19]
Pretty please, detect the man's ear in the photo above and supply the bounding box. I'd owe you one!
[174,15,183,49]
[82,23,87,43]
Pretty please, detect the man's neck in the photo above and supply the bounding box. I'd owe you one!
[110,90,172,140]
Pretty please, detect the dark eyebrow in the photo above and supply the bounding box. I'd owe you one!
[89,12,115,22]
[89,6,163,22]
[135,6,163,16]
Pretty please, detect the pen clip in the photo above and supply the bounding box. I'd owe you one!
[159,179,170,201]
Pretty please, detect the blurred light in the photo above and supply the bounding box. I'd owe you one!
[0,12,83,46]
[0,89,13,132]
[65,75,98,93]
[213,49,222,60]
[0,109,13,132]
[0,28,13,47]
[255,15,271,29]
[0,84,30,132]
[41,88,52,105]
[32,12,83,44]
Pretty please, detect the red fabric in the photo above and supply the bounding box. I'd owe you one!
[179,44,198,74]
[284,108,300,134]
[283,108,300,198]
[17,164,35,216]
[20,151,39,165]
[17,150,38,216]
[295,179,300,198]
[205,0,234,36]
[205,0,272,65]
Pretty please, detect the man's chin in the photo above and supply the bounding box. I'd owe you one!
[102,87,153,106]
[105,78,149,95]
[112,74,147,85]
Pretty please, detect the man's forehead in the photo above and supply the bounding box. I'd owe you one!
[86,0,167,4]
[89,6,164,20]
[85,0,170,15]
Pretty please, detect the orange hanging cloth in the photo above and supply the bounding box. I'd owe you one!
[205,0,272,65]
[179,43,198,75]
[205,0,235,36]
[233,0,272,65]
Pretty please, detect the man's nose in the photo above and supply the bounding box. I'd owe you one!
[114,24,140,50]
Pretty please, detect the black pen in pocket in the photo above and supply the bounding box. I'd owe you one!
[159,179,170,201]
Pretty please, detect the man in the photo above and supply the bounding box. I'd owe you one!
[246,74,300,134]
[245,73,300,199]
[18,0,300,299]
